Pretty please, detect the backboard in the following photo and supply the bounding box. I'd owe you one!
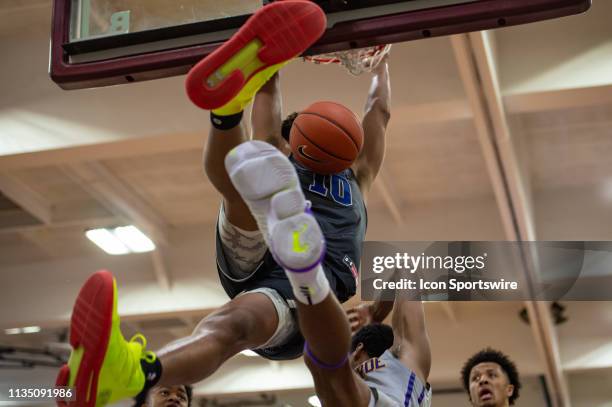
[50,0,591,90]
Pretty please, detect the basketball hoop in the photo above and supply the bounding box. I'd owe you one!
[303,44,391,76]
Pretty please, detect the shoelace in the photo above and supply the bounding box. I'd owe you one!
[130,333,156,363]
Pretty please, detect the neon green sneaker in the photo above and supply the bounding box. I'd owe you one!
[56,270,155,407]
[185,0,326,113]
[212,60,288,116]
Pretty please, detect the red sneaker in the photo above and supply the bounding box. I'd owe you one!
[186,1,326,111]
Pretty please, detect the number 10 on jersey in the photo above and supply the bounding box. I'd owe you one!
[308,173,353,206]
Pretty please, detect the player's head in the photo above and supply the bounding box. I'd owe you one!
[461,348,521,407]
[281,111,299,143]
[134,385,193,407]
[349,323,394,367]
[281,101,364,174]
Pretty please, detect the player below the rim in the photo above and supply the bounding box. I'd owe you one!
[344,297,432,406]
[461,348,521,407]
[56,1,391,406]
[133,385,192,407]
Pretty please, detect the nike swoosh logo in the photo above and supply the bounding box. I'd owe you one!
[297,145,323,163]
[292,223,310,253]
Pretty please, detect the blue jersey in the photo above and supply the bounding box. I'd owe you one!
[216,155,367,303]
[292,155,367,301]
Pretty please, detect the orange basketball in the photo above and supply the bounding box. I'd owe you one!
[290,101,364,174]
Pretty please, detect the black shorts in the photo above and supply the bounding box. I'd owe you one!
[215,226,357,360]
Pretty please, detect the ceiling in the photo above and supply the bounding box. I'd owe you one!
[1,0,612,406]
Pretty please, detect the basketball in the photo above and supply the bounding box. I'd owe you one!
[290,101,364,174]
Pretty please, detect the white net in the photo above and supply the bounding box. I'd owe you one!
[304,44,391,75]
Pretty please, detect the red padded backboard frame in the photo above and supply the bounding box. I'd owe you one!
[50,0,591,90]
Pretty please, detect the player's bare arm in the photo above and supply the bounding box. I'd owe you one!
[353,56,391,197]
[347,300,394,333]
[347,289,431,384]
[251,73,291,155]
[391,295,432,384]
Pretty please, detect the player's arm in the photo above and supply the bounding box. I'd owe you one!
[348,287,431,382]
[346,266,399,332]
[251,73,291,154]
[353,57,391,196]
[347,300,394,332]
[390,295,431,383]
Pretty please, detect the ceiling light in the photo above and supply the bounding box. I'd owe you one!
[113,226,155,253]
[85,226,155,255]
[4,326,41,335]
[86,229,130,255]
[21,326,41,334]
[308,395,322,407]
[240,350,259,357]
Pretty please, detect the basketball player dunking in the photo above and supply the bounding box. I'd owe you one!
[56,2,393,406]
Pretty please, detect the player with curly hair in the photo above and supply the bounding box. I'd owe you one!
[461,348,522,407]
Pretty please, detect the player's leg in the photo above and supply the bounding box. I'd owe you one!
[301,298,372,406]
[189,1,326,230]
[204,70,283,233]
[154,291,278,385]
[56,272,280,407]
[251,73,291,153]
[202,62,285,232]
[251,73,280,142]
[267,194,372,406]
[204,116,257,230]
[204,116,259,232]
[226,143,371,406]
